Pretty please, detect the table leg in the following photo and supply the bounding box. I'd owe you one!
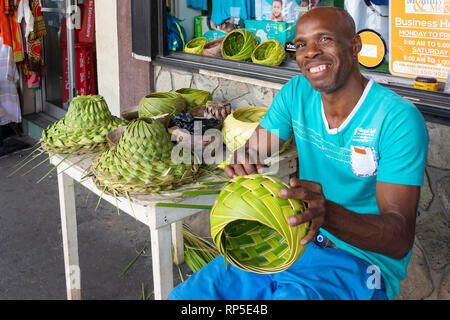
[57,168,81,300]
[150,224,173,300]
[171,221,184,266]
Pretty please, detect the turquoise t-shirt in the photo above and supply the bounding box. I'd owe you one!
[259,75,429,300]
[211,0,255,25]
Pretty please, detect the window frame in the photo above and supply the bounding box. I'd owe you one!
[132,0,450,124]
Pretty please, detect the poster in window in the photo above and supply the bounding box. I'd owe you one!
[389,0,450,81]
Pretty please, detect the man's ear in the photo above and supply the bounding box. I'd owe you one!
[352,34,363,59]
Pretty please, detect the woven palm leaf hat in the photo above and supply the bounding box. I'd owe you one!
[138,92,187,118]
[91,118,200,195]
[41,95,126,154]
[210,174,309,273]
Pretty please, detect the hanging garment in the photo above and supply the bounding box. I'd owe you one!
[17,0,34,39]
[10,8,24,62]
[211,0,255,26]
[166,7,186,51]
[187,0,208,11]
[0,0,24,62]
[18,0,46,76]
[0,0,12,47]
[0,37,21,125]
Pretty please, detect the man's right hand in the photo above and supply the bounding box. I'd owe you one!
[223,161,264,179]
[223,125,283,179]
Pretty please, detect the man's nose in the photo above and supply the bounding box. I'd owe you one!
[304,42,323,59]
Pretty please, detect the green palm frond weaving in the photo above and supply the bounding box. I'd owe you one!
[41,95,126,154]
[175,88,212,110]
[138,92,186,118]
[251,40,286,66]
[92,118,200,195]
[210,174,309,274]
[222,29,260,61]
[184,37,208,55]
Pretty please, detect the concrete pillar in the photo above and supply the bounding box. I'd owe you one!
[95,0,121,117]
[95,0,152,117]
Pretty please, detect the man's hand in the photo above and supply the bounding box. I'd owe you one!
[224,153,264,179]
[278,178,327,246]
[223,125,285,179]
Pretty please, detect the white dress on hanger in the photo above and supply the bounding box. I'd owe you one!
[0,37,21,125]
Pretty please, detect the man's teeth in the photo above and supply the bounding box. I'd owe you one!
[310,65,328,73]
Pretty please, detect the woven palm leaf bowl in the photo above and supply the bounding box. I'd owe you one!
[210,174,309,273]
[222,106,268,152]
[91,118,200,196]
[175,88,212,110]
[222,29,260,61]
[41,95,126,154]
[222,106,293,158]
[251,40,286,66]
[184,37,208,55]
[138,92,187,118]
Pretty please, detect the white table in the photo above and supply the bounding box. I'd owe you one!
[50,146,298,300]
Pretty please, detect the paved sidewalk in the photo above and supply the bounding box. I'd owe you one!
[0,136,189,300]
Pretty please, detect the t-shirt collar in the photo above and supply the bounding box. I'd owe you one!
[321,78,374,135]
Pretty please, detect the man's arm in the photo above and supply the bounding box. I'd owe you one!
[224,125,286,178]
[279,179,419,259]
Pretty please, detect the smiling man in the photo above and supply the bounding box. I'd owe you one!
[168,7,429,300]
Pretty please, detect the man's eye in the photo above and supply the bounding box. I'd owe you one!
[295,42,306,49]
[320,37,332,42]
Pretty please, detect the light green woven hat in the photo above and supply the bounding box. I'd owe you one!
[210,174,309,274]
[92,118,200,195]
[138,92,186,118]
[41,95,126,154]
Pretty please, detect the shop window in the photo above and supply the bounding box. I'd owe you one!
[131,0,450,118]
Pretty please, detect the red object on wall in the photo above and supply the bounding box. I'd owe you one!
[61,44,96,105]
[60,1,97,105]
[79,0,95,44]
[60,1,96,44]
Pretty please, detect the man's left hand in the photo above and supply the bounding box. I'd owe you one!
[278,178,327,246]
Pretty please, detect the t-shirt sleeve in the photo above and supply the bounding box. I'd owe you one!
[377,101,429,186]
[259,80,294,142]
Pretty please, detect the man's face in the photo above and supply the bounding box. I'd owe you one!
[294,10,358,93]
[272,1,282,17]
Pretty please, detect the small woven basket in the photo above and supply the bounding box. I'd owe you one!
[210,174,309,273]
[138,92,186,118]
[222,106,268,152]
[251,40,286,66]
[221,29,260,61]
[175,88,212,110]
[184,37,208,54]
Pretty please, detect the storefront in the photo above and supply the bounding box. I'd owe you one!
[131,0,449,121]
[19,0,97,138]
[126,0,449,298]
